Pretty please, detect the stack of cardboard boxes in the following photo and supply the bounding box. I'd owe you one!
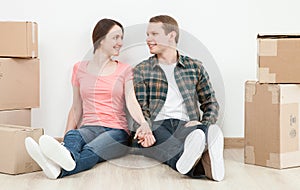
[245,34,300,169]
[0,22,43,174]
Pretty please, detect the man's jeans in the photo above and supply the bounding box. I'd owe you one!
[60,126,129,177]
[132,119,208,178]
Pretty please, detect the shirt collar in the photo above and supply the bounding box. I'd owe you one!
[151,51,186,69]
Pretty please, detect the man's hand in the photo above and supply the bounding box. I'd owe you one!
[134,121,156,147]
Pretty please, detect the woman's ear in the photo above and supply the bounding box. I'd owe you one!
[99,39,104,46]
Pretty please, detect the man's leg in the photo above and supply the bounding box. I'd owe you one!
[133,119,184,170]
[175,129,206,174]
[171,122,206,175]
[201,124,225,181]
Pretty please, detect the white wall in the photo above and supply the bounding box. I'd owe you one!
[1,0,300,137]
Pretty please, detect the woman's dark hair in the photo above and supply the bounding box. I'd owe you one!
[92,18,124,53]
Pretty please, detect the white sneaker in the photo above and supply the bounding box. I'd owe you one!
[25,137,61,179]
[39,135,76,171]
[176,129,206,174]
[202,124,225,181]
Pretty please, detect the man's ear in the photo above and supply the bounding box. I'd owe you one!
[168,31,177,42]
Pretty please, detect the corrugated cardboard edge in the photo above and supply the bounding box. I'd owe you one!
[26,22,38,58]
[259,68,276,83]
[258,38,278,56]
[245,81,256,103]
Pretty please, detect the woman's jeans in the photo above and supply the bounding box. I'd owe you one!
[60,126,129,178]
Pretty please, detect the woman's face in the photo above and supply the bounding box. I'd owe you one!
[100,25,123,57]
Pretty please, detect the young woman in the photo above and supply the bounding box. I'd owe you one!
[25,18,155,179]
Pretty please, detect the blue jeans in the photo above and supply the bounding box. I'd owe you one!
[59,126,129,178]
[132,119,207,178]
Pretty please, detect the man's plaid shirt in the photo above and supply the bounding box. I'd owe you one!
[133,53,219,128]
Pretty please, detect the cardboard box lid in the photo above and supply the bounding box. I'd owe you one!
[0,124,38,131]
[258,34,300,39]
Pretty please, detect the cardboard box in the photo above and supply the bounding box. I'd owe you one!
[257,34,300,83]
[245,81,300,169]
[0,124,43,174]
[0,21,38,58]
[0,58,40,110]
[0,109,31,126]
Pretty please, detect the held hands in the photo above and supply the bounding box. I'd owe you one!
[184,120,202,127]
[134,121,156,147]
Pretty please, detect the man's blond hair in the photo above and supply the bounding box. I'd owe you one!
[149,15,179,44]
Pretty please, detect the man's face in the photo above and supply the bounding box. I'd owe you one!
[146,22,170,54]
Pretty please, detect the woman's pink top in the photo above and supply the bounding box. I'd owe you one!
[72,61,133,134]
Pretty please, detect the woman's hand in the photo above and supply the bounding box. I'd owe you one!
[134,121,156,147]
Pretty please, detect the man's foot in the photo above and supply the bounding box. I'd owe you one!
[176,129,206,174]
[25,137,61,179]
[201,124,225,181]
[39,135,76,171]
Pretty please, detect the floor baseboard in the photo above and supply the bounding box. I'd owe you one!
[224,137,244,149]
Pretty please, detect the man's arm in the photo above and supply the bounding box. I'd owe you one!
[196,63,219,126]
[133,65,151,128]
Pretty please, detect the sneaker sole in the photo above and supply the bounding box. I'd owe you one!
[207,125,225,181]
[176,129,205,174]
[39,135,76,171]
[25,137,60,179]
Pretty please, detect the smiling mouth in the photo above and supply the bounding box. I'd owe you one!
[114,46,121,51]
[148,44,156,49]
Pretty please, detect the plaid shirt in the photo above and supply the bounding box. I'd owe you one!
[133,53,219,128]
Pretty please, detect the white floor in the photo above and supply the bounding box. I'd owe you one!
[1,149,300,190]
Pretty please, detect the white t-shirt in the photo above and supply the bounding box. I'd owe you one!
[154,63,189,121]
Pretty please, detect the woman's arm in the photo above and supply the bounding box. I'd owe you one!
[125,80,147,126]
[125,80,155,147]
[64,86,83,134]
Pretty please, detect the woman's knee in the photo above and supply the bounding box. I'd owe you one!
[65,129,81,137]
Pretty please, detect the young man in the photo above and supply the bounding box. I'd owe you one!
[133,15,225,181]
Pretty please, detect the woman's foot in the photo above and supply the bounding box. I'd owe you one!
[39,135,76,171]
[25,137,61,179]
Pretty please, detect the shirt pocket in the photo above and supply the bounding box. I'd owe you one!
[180,69,198,90]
